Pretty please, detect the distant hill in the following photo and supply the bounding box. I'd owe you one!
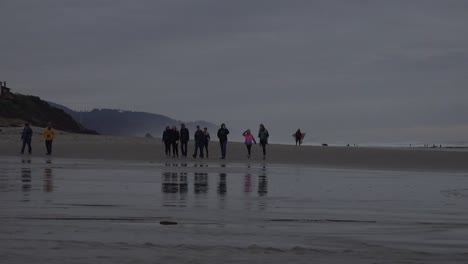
[0,89,97,134]
[48,103,218,137]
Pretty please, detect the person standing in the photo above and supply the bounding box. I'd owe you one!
[293,129,303,145]
[192,126,204,159]
[171,125,179,158]
[258,124,269,158]
[242,129,256,158]
[162,126,172,157]
[180,124,190,157]
[217,123,229,159]
[203,127,211,158]
[20,123,33,154]
[43,122,56,155]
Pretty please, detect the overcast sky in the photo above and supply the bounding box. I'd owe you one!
[1,0,467,144]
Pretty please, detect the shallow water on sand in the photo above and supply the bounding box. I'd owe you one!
[1,156,468,263]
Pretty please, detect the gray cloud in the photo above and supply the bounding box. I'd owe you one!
[1,0,467,144]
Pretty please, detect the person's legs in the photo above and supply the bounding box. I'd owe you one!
[21,141,26,154]
[296,138,299,145]
[261,140,266,156]
[220,141,227,158]
[199,143,204,158]
[165,142,171,156]
[219,141,223,158]
[181,141,187,157]
[27,140,32,154]
[193,143,198,158]
[172,143,178,157]
[204,142,209,158]
[246,144,251,157]
[45,140,51,154]
[49,140,53,154]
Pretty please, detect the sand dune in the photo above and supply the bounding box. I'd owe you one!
[1,127,467,172]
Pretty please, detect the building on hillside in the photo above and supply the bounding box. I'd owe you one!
[0,82,13,98]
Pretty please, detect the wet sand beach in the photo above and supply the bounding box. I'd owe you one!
[1,156,468,263]
[1,127,468,263]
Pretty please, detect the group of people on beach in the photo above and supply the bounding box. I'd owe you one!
[19,121,305,159]
[162,123,274,160]
[20,122,56,155]
[162,124,212,159]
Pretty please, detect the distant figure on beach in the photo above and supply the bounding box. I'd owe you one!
[217,123,229,159]
[203,127,210,158]
[171,125,179,158]
[293,129,304,145]
[180,124,189,157]
[242,129,256,158]
[258,124,269,158]
[193,126,204,159]
[20,123,33,154]
[43,122,56,155]
[162,126,172,157]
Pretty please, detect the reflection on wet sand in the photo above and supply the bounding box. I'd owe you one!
[162,171,188,207]
[258,173,268,196]
[217,173,227,196]
[43,159,53,193]
[194,173,208,194]
[21,168,31,192]
[21,159,32,202]
[160,164,269,209]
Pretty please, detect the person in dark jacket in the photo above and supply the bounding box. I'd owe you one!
[192,126,204,159]
[179,124,189,157]
[203,127,210,158]
[258,124,269,159]
[20,123,33,154]
[171,125,179,158]
[217,123,229,159]
[162,126,172,157]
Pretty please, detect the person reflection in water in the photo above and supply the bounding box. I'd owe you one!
[258,173,268,196]
[244,174,252,193]
[162,172,179,193]
[21,159,32,202]
[217,173,227,196]
[161,172,188,207]
[194,172,208,194]
[43,161,53,193]
[21,167,32,192]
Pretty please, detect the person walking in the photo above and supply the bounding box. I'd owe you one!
[162,126,172,157]
[203,127,210,158]
[242,129,256,158]
[192,126,204,158]
[43,122,56,155]
[171,125,179,158]
[293,129,303,145]
[217,123,229,159]
[258,124,269,159]
[180,124,189,157]
[20,123,33,154]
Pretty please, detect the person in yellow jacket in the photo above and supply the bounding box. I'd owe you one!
[43,122,56,155]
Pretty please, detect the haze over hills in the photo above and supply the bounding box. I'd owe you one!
[48,102,219,137]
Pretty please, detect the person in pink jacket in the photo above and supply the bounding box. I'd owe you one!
[242,129,257,158]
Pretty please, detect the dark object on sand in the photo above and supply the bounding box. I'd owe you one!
[322,144,328,147]
[160,221,178,225]
[144,133,154,139]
